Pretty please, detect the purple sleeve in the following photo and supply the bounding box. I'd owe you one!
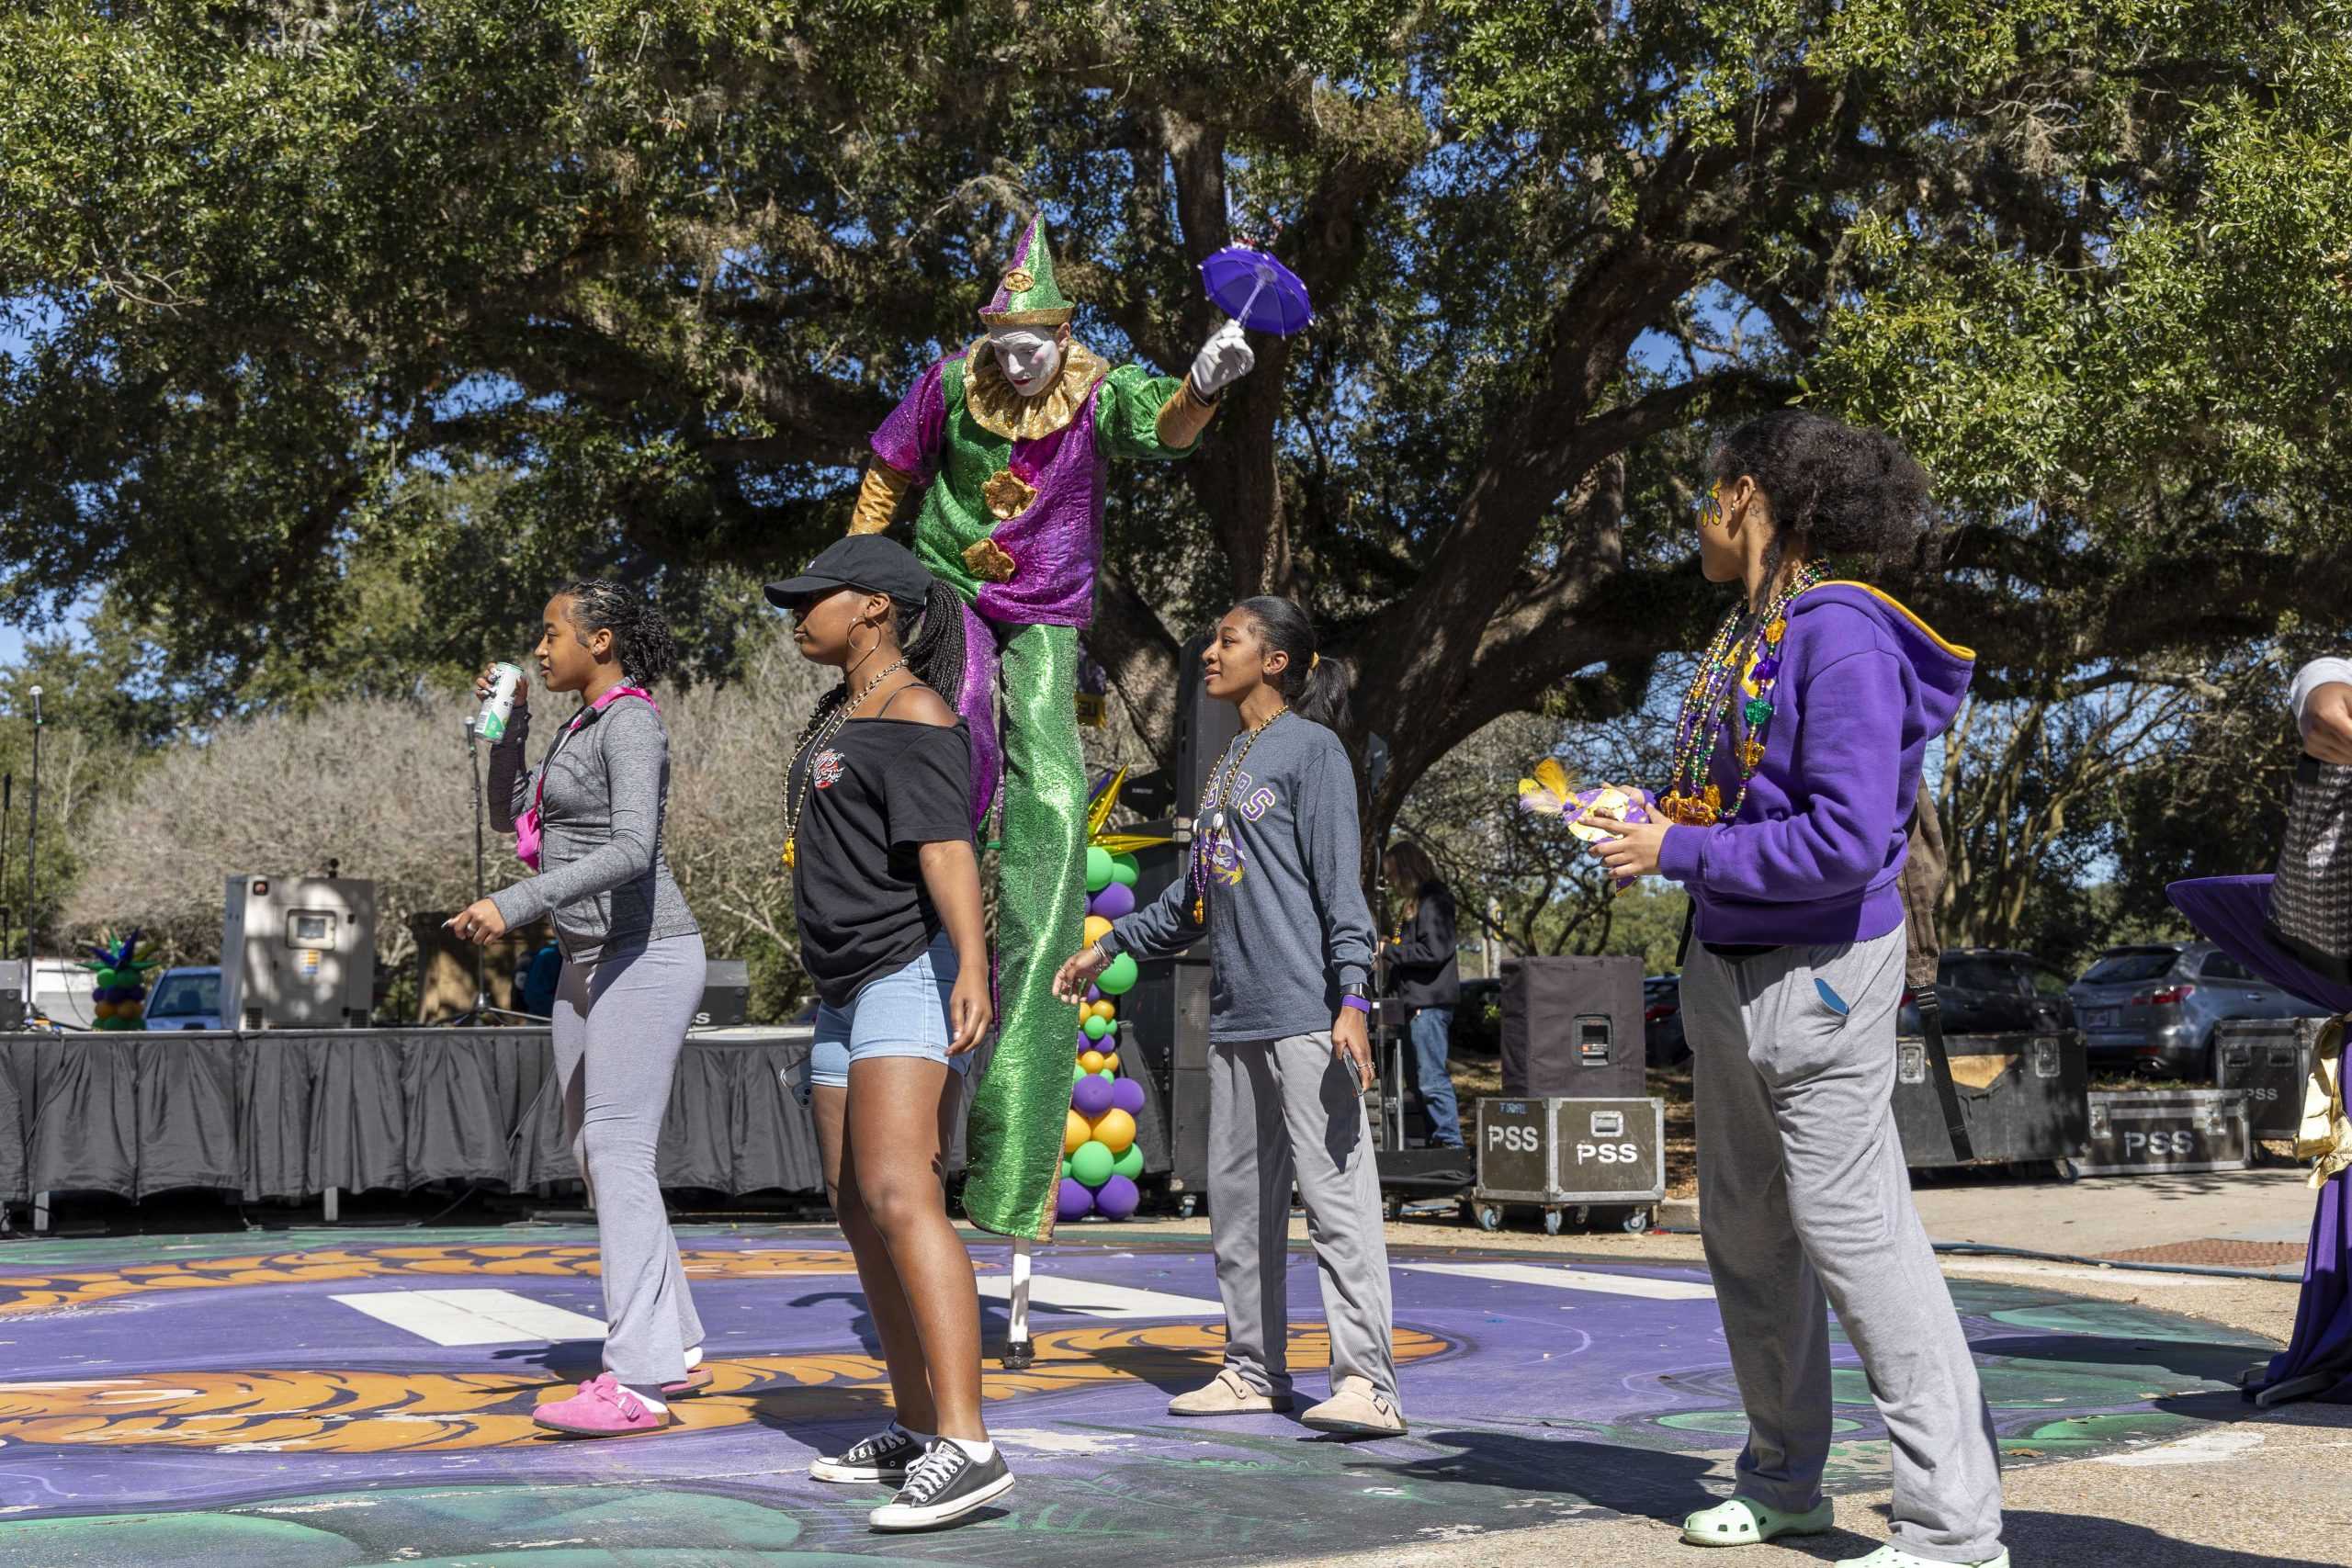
[870,359,948,477]
[1656,649,1904,901]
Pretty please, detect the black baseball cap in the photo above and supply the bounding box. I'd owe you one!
[764,536,934,611]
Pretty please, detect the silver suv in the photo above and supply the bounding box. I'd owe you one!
[2069,942,2331,1078]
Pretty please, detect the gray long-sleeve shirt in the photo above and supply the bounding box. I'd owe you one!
[487,698,698,963]
[1098,715,1374,1043]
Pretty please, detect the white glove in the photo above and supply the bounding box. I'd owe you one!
[1189,319,1255,398]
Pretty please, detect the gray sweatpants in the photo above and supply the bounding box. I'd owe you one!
[1682,929,2004,1564]
[1208,1032,1398,1403]
[553,931,707,1390]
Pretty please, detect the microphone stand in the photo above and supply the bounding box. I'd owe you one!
[24,688,40,1013]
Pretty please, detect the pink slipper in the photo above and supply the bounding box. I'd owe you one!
[534,1372,673,1438]
[662,1366,715,1398]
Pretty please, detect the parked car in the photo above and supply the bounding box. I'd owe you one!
[1897,949,2075,1038]
[1644,975,1690,1066]
[144,966,225,1031]
[2069,942,2330,1078]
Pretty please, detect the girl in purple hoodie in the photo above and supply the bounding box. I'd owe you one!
[1590,411,2006,1568]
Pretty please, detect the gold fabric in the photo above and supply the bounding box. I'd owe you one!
[962,335,1110,442]
[981,467,1039,521]
[848,463,913,536]
[2296,1014,2352,1189]
[1153,377,1221,450]
[963,537,1018,583]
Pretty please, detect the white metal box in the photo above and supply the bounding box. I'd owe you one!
[220,875,377,1029]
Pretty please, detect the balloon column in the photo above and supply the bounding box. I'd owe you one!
[83,930,160,1031]
[1057,769,1168,1222]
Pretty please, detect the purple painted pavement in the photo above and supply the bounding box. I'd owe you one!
[0,1227,2278,1565]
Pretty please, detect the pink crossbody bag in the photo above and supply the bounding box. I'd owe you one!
[514,685,656,870]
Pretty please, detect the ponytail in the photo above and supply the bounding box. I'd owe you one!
[557,578,682,686]
[898,581,968,706]
[1235,594,1349,729]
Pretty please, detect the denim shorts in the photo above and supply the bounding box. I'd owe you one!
[793,931,970,1106]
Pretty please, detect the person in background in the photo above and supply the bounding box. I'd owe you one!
[2294,657,2352,764]
[1382,840,1464,1151]
[1053,595,1406,1438]
[521,939,562,1019]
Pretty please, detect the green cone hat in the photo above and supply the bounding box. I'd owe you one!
[979,216,1075,327]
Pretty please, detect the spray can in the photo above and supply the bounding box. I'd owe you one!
[473,662,526,741]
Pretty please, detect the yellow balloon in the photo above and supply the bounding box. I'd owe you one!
[1091,1107,1136,1155]
[1102,1052,1121,1073]
[1064,1110,1091,1155]
[91,999,117,1021]
[1083,915,1114,947]
[1090,1000,1116,1022]
[1079,1050,1107,1075]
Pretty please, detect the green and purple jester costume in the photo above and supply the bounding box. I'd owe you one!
[846,216,1233,1239]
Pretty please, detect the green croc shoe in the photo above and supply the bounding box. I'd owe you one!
[1836,1548,2009,1568]
[1680,1496,1836,1548]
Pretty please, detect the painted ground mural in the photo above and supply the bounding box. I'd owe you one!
[0,1228,2277,1565]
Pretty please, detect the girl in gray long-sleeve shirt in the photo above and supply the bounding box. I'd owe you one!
[1055,596,1403,1438]
[448,580,706,1438]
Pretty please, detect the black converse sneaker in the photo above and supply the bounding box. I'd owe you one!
[809,1424,926,1484]
[867,1439,1014,1531]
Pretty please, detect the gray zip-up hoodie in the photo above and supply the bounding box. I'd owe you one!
[1098,714,1374,1043]
[488,697,698,963]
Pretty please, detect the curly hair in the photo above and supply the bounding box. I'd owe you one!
[556,579,683,685]
[1708,410,1933,584]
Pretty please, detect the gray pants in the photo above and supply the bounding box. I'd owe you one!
[553,931,707,1389]
[1208,1032,1397,1403]
[1682,930,2004,1564]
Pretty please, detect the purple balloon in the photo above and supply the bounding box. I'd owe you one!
[1095,1173,1141,1220]
[1072,1074,1115,1118]
[1091,881,1137,920]
[1056,1178,1095,1222]
[1110,1076,1146,1115]
[1085,985,1102,1004]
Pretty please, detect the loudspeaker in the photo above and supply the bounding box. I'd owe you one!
[1501,956,1645,1099]
[696,959,750,1028]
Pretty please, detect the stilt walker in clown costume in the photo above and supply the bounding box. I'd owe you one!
[846,215,1255,1244]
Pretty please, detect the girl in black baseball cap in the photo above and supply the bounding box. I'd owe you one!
[770,536,1013,1529]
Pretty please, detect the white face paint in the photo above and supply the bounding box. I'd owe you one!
[988,328,1064,397]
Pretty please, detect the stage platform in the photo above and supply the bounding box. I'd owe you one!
[0,1225,2280,1565]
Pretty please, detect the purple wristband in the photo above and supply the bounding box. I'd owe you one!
[1340,994,1371,1014]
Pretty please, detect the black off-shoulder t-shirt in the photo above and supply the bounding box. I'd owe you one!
[788,716,975,1009]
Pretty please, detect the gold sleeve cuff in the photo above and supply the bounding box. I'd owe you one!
[1154,378,1221,451]
[848,463,915,536]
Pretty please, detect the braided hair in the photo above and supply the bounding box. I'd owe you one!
[1707,410,1933,591]
[786,580,969,744]
[556,579,683,685]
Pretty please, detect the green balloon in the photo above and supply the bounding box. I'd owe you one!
[1082,1013,1111,1042]
[1097,1067,1117,1082]
[1112,1143,1144,1179]
[1099,951,1140,996]
[1110,852,1139,887]
[1085,846,1114,894]
[1072,1059,1087,1083]
[1060,1158,1072,1179]
[1069,1139,1115,1187]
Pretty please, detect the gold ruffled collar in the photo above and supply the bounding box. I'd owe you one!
[961,334,1111,443]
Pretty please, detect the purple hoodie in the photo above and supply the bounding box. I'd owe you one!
[1655,582,1973,946]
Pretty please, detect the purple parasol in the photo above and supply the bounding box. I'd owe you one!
[1200,244,1312,335]
[2166,874,2352,1015]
